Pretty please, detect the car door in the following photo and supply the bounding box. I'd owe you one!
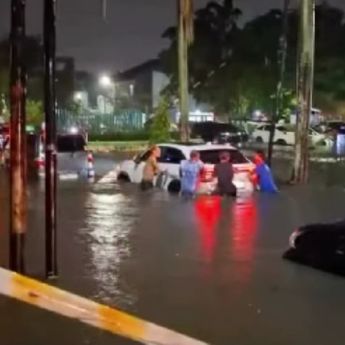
[158,146,186,179]
[257,125,271,143]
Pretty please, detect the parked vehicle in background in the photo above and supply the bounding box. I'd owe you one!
[252,124,294,146]
[36,130,94,179]
[252,124,332,147]
[317,121,345,135]
[309,127,333,147]
[116,143,256,194]
[190,122,249,145]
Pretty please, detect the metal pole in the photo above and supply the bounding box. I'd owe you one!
[9,0,27,273]
[178,0,191,142]
[44,0,58,278]
[292,0,315,183]
[268,0,290,166]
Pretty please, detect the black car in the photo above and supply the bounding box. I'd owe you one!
[191,122,248,145]
[317,121,345,135]
[284,220,345,276]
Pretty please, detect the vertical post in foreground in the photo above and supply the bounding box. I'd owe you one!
[178,0,193,142]
[292,0,315,183]
[44,0,58,278]
[9,0,27,273]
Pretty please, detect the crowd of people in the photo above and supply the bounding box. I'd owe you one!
[139,145,278,197]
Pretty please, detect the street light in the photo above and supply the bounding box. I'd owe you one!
[73,91,83,102]
[99,74,114,88]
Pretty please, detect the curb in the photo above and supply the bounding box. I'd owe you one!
[0,268,207,345]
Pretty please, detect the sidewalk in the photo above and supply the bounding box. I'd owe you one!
[0,296,138,345]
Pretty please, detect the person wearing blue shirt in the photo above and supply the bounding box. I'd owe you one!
[253,150,278,193]
[180,150,204,198]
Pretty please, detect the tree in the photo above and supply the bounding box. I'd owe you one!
[178,0,194,142]
[292,0,315,184]
[149,98,171,143]
[26,99,43,125]
[160,1,345,122]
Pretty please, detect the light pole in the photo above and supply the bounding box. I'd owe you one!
[44,0,58,279]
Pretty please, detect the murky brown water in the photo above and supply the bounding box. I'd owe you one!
[1,156,345,345]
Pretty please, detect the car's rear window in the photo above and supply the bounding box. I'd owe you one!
[57,135,85,152]
[199,149,248,164]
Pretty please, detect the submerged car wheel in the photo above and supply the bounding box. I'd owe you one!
[117,172,130,182]
[168,179,181,194]
[256,136,263,143]
[275,139,287,146]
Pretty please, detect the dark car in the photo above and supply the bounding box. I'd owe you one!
[36,133,94,179]
[316,121,345,135]
[191,122,248,145]
[284,220,345,276]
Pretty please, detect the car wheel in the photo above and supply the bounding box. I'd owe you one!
[256,137,263,143]
[117,172,130,182]
[275,139,287,146]
[168,179,181,194]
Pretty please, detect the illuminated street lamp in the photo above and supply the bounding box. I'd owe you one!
[99,74,114,88]
[73,91,83,102]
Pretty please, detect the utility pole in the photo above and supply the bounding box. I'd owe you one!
[268,0,290,166]
[178,0,193,142]
[292,0,315,183]
[9,0,27,273]
[44,0,58,278]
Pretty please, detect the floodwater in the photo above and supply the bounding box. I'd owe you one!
[1,155,345,345]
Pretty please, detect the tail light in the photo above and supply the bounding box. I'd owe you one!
[200,165,214,182]
[234,164,258,186]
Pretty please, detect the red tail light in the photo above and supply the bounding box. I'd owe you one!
[234,164,258,186]
[35,158,45,168]
[200,166,214,182]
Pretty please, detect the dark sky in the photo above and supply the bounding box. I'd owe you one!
[1,0,345,73]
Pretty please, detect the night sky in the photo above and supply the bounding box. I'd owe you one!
[0,0,344,73]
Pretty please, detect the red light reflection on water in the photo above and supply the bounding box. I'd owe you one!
[231,197,258,284]
[194,196,221,262]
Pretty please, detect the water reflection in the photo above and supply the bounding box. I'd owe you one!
[83,189,138,307]
[231,197,258,284]
[194,196,222,263]
[194,195,258,285]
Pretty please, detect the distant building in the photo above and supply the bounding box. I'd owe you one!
[116,59,213,122]
[75,71,98,108]
[56,57,75,107]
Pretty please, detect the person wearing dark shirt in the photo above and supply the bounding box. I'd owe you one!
[214,151,237,197]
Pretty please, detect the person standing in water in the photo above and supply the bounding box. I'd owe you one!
[180,150,204,197]
[253,150,278,193]
[141,145,161,190]
[214,151,237,197]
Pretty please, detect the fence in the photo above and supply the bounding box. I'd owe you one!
[57,109,146,134]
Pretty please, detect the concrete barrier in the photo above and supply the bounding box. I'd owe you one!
[0,268,207,345]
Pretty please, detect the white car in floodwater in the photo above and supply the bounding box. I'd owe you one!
[252,124,333,147]
[115,143,256,194]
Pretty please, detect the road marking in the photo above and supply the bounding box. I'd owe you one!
[0,268,207,345]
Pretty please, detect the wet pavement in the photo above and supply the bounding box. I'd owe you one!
[1,154,345,344]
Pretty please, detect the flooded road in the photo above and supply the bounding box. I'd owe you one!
[1,155,345,345]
